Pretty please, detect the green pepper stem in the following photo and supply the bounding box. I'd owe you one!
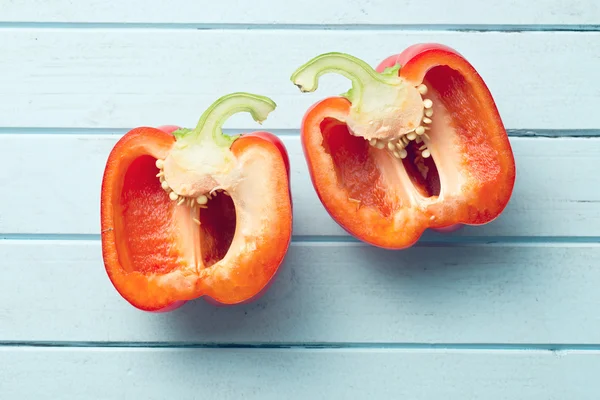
[290,52,401,103]
[290,52,424,143]
[181,92,276,147]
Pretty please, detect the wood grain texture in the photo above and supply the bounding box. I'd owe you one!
[2,348,599,400]
[0,134,598,237]
[2,0,598,25]
[1,30,599,129]
[1,240,599,343]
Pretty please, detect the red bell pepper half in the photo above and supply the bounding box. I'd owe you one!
[100,93,293,311]
[291,44,516,249]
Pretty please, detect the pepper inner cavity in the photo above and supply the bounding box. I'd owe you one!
[118,155,188,275]
[154,157,236,267]
[198,190,237,268]
[320,118,397,217]
[363,84,440,198]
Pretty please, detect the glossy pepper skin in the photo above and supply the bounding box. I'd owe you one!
[291,44,516,249]
[101,93,293,312]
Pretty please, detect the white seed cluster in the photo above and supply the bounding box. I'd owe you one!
[155,158,229,224]
[367,84,434,163]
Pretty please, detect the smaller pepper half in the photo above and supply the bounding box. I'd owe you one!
[100,92,293,311]
[291,44,516,249]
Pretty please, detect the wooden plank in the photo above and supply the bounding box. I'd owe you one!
[0,134,598,237]
[2,0,598,25]
[1,30,599,129]
[1,240,599,343]
[1,348,599,399]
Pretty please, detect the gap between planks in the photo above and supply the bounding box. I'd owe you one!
[0,22,599,32]
[2,341,600,352]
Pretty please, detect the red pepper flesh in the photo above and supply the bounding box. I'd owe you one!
[291,44,516,249]
[100,93,293,311]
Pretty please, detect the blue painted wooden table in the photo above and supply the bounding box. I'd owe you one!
[1,1,600,398]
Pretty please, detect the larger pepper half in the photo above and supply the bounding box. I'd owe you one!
[291,44,516,249]
[101,93,293,311]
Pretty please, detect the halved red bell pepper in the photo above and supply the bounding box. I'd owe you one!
[100,92,293,311]
[291,44,516,249]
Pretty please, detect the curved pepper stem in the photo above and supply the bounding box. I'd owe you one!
[162,92,277,200]
[290,52,423,142]
[290,52,402,107]
[174,92,277,147]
